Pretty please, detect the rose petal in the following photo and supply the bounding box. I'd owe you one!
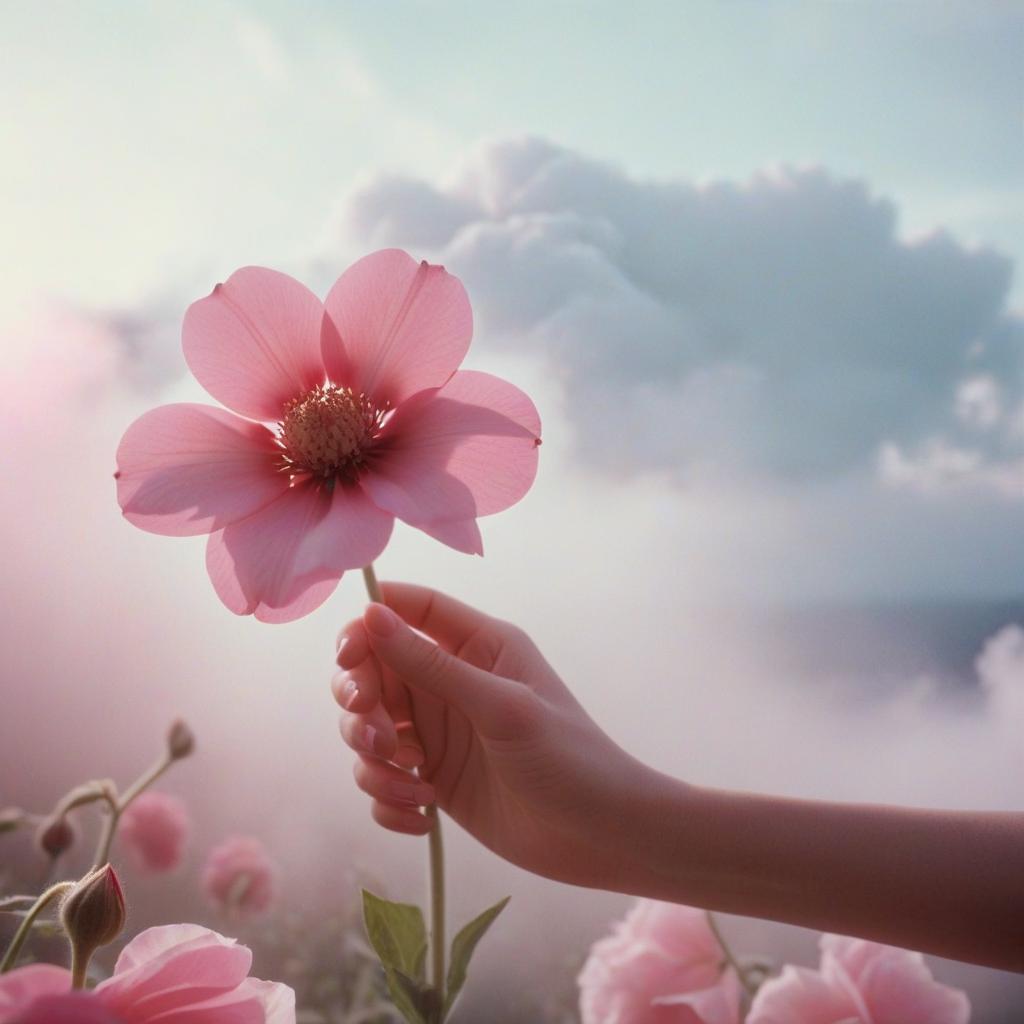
[98,926,251,1017]
[322,249,472,407]
[653,968,743,1024]
[850,947,970,1024]
[116,404,289,536]
[747,964,862,1024]
[0,964,72,1014]
[205,482,393,623]
[183,267,325,422]
[363,370,541,533]
[10,992,124,1024]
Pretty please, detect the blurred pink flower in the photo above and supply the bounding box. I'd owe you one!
[202,836,277,917]
[578,900,742,1024]
[747,933,970,1024]
[0,925,294,1023]
[115,249,542,623]
[118,792,190,873]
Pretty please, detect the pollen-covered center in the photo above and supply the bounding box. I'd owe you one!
[277,384,385,480]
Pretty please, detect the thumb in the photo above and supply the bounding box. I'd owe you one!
[363,602,510,725]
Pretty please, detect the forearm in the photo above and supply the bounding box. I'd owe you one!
[611,766,1024,972]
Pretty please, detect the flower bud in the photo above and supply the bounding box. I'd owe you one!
[0,807,24,833]
[60,864,126,969]
[36,815,75,858]
[166,719,195,761]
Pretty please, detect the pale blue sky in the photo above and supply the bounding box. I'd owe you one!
[3,1,1022,309]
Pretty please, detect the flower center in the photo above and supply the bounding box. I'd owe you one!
[277,384,385,481]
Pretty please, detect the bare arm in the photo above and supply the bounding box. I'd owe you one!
[331,582,1024,973]
[615,772,1024,971]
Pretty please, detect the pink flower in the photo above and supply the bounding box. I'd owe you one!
[578,900,742,1024]
[747,933,970,1024]
[0,925,294,1023]
[115,250,542,623]
[118,792,190,873]
[202,836,276,917]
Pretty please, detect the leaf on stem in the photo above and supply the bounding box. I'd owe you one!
[442,896,510,1016]
[361,889,428,981]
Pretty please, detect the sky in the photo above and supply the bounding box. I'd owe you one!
[3,2,1024,1020]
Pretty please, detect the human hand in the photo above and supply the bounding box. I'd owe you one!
[332,582,651,890]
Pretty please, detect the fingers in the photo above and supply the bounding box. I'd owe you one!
[353,756,435,807]
[338,704,398,760]
[377,581,496,652]
[354,757,434,836]
[363,602,518,729]
[370,799,434,836]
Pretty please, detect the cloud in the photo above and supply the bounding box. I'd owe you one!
[319,136,1024,486]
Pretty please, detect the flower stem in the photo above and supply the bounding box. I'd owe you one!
[92,754,174,870]
[361,563,447,1002]
[425,803,446,996]
[0,881,74,973]
[706,911,757,999]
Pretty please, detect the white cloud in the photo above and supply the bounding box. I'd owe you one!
[319,137,1024,487]
[234,14,290,85]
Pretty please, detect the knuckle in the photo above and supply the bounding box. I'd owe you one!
[414,638,449,680]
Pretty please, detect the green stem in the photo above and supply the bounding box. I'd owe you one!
[0,882,74,973]
[92,754,174,870]
[361,563,447,1001]
[425,804,446,996]
[706,911,756,999]
[70,945,88,989]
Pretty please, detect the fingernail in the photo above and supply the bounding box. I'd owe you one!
[335,636,350,664]
[364,725,382,756]
[365,603,397,638]
[342,677,359,709]
[387,781,435,805]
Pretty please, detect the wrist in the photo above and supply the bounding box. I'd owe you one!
[598,757,701,898]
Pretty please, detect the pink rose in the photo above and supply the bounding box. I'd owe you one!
[202,836,277,917]
[0,925,294,1023]
[748,933,970,1024]
[118,792,189,873]
[578,900,742,1024]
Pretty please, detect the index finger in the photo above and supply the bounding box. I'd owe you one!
[377,581,495,653]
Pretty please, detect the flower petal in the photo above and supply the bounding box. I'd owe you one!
[183,267,326,422]
[653,969,743,1024]
[116,404,289,536]
[362,370,541,535]
[205,482,393,623]
[98,926,252,1018]
[10,992,124,1024]
[0,964,72,1015]
[323,249,472,407]
[416,518,484,556]
[238,979,295,1024]
[747,964,861,1024]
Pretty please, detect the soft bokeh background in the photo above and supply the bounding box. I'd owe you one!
[3,1,1024,1020]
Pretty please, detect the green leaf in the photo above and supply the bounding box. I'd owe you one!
[443,896,510,1016]
[361,889,428,980]
[383,968,427,1024]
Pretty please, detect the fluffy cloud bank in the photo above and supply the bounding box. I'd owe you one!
[320,137,1024,487]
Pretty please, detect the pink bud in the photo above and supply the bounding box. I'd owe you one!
[60,864,126,968]
[36,815,75,858]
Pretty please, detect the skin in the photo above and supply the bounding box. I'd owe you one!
[332,582,1024,974]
